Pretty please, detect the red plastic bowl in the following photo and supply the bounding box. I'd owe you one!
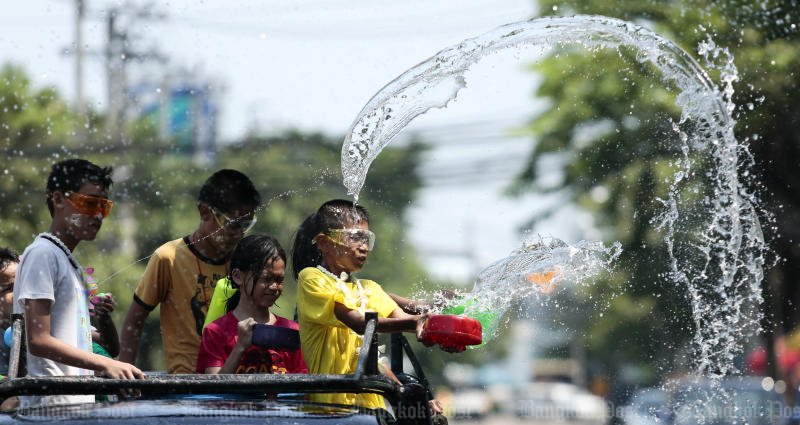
[421,314,483,351]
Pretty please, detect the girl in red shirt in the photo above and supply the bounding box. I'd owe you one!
[197,234,306,374]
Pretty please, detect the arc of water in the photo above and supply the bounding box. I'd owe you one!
[342,15,728,199]
[342,15,767,377]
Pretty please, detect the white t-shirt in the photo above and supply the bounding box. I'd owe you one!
[13,235,94,407]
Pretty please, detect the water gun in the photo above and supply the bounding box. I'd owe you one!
[419,314,483,352]
[85,267,99,297]
[441,297,498,348]
[85,267,113,316]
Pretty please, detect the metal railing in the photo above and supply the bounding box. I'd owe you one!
[0,313,397,400]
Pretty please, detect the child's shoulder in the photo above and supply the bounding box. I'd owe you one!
[19,238,64,269]
[298,266,321,275]
[153,237,187,256]
[273,315,300,330]
[298,266,330,280]
[358,277,383,288]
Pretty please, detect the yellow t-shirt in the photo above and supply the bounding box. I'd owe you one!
[134,237,228,374]
[297,267,399,410]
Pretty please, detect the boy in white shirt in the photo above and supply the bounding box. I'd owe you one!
[14,159,144,407]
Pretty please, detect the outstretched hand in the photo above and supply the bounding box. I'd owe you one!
[91,294,116,318]
[99,358,146,380]
[415,314,432,345]
[431,289,459,310]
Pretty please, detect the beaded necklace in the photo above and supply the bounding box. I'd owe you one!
[316,265,370,315]
[38,232,93,299]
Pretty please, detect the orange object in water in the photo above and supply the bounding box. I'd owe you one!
[421,314,483,352]
[526,267,563,293]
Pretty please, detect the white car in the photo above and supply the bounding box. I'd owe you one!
[515,381,608,424]
[450,387,495,419]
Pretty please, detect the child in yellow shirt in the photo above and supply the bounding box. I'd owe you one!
[291,199,428,411]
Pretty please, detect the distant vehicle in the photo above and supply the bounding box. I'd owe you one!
[449,387,494,420]
[0,313,445,425]
[514,381,607,424]
[618,387,672,425]
[670,376,784,425]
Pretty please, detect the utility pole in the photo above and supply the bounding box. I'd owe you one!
[105,7,123,139]
[63,2,166,144]
[103,3,167,145]
[74,0,85,119]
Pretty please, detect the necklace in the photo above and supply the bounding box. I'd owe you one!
[39,232,93,299]
[316,265,349,282]
[317,265,370,315]
[39,232,79,270]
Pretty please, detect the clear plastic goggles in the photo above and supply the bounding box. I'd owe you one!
[326,228,376,250]
[211,207,257,233]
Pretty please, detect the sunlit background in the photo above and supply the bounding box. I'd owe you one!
[2,1,799,424]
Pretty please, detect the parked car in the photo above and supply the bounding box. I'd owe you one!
[515,381,607,424]
[449,386,494,420]
[0,313,444,425]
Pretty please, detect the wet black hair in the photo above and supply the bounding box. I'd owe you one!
[225,234,286,313]
[0,247,19,272]
[46,159,113,217]
[198,169,261,214]
[290,199,369,279]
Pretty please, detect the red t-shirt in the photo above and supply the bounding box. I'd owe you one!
[197,312,308,374]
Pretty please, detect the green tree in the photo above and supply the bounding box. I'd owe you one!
[0,64,455,373]
[515,1,799,388]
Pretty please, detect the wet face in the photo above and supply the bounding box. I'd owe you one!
[203,204,257,255]
[0,262,17,328]
[243,258,285,309]
[60,182,110,242]
[318,219,371,274]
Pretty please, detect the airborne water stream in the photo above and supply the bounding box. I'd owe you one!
[340,15,768,386]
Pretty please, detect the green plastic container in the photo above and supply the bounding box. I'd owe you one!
[441,296,498,347]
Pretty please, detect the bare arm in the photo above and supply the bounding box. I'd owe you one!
[118,300,150,365]
[334,303,426,337]
[25,299,144,379]
[388,293,432,315]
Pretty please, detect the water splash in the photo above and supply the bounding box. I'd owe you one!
[437,235,622,345]
[341,15,767,377]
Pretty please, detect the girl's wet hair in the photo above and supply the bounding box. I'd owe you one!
[290,199,369,279]
[226,234,286,313]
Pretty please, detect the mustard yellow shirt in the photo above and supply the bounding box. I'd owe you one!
[135,237,228,374]
[297,267,399,410]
